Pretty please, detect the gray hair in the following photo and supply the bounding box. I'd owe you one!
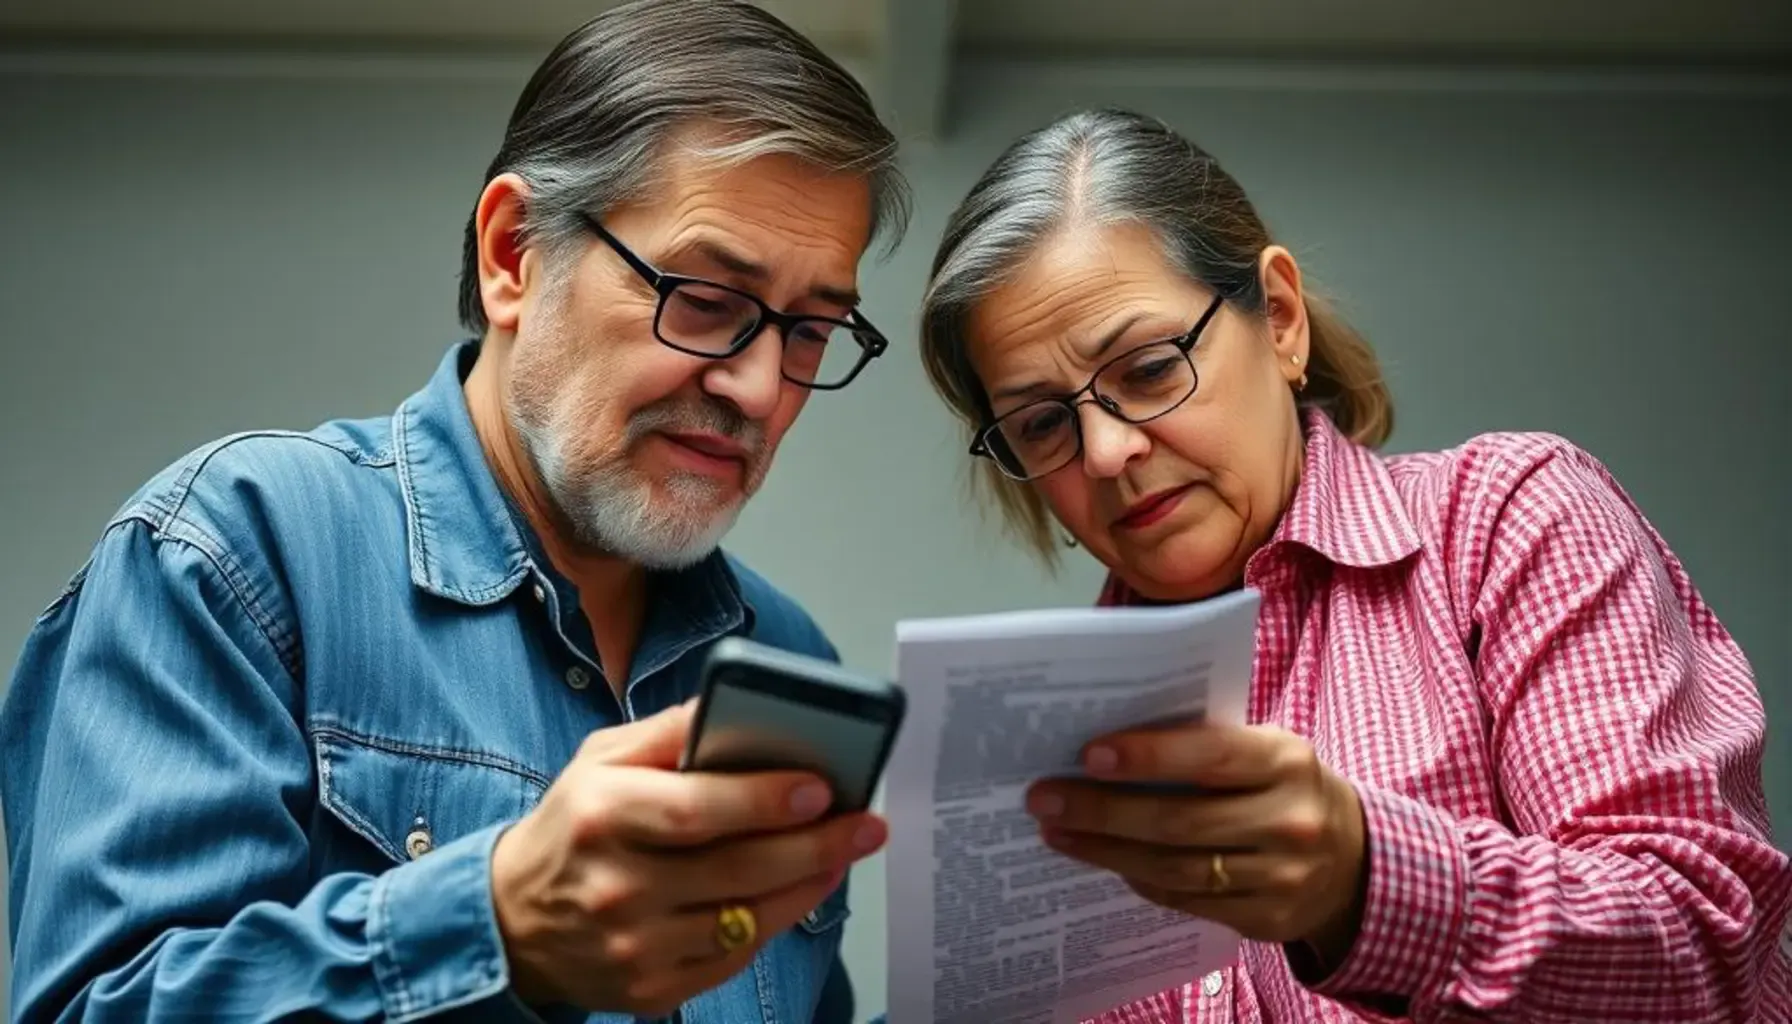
[919,107,1391,562]
[457,0,911,332]
[922,108,1272,412]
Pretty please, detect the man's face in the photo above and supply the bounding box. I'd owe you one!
[505,147,873,569]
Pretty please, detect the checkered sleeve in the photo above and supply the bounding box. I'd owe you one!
[1300,440,1792,1022]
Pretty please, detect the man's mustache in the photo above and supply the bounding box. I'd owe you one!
[625,396,765,459]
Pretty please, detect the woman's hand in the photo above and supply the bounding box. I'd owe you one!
[1025,722,1369,967]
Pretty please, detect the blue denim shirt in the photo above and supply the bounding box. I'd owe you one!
[2,341,858,1023]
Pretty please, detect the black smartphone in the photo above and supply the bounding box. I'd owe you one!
[680,636,906,815]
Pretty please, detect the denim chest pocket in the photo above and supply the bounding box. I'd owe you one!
[797,883,851,936]
[313,728,549,865]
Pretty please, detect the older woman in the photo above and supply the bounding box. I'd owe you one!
[917,107,1789,1022]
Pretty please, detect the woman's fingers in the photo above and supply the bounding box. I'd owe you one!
[1027,780,1325,851]
[1039,828,1288,895]
[1077,722,1316,789]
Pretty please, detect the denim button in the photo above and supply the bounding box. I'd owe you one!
[404,827,433,859]
[565,666,590,690]
[531,583,546,603]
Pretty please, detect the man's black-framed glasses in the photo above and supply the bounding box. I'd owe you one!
[970,293,1225,481]
[581,213,887,391]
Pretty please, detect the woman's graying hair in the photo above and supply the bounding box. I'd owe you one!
[919,108,1393,565]
[457,0,911,333]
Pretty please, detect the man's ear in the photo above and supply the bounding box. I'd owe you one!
[473,173,535,333]
[1258,245,1310,384]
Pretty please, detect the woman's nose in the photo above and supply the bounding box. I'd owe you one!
[1076,402,1150,478]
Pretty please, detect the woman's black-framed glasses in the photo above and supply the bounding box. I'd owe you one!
[581,213,887,391]
[970,293,1225,481]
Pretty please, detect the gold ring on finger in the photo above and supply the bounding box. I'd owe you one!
[1209,852,1231,894]
[715,904,757,954]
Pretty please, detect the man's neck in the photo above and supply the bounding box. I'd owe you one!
[464,340,647,682]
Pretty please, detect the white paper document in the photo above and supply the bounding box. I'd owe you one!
[883,589,1262,1024]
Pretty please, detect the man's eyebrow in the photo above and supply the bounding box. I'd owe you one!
[991,313,1148,401]
[672,239,860,309]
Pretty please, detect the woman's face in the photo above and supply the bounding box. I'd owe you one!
[965,222,1312,600]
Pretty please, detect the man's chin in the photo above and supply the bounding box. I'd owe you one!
[608,490,745,567]
[546,460,753,567]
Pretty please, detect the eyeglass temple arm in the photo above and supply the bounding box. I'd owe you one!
[582,213,664,288]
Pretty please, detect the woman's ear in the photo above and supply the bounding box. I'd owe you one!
[473,173,536,334]
[1258,246,1310,385]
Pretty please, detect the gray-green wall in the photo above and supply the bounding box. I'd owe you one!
[2,53,1786,1021]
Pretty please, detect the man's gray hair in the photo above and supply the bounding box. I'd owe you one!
[457,0,910,332]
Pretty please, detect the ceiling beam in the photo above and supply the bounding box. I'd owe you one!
[877,0,958,140]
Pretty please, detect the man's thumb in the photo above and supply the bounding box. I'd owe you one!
[580,698,697,768]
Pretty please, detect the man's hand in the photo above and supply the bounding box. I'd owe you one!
[1023,722,1367,967]
[491,701,887,1016]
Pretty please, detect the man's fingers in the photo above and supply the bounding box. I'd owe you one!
[589,766,837,848]
[578,701,699,769]
[621,870,846,1012]
[662,867,846,967]
[667,812,886,906]
[1079,722,1315,790]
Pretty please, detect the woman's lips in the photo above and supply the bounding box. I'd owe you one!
[1113,484,1195,530]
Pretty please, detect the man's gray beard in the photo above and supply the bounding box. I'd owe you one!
[510,387,763,572]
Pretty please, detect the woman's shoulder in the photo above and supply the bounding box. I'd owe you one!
[1383,428,1625,512]
[1375,427,1657,562]
[1364,425,1703,645]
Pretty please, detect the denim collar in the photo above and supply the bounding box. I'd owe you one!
[392,341,753,636]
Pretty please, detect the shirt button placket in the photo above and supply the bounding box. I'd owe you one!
[404,817,433,859]
[1200,969,1237,1023]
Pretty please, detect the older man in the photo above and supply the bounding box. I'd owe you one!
[0,2,909,1021]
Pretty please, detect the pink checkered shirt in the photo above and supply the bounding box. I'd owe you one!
[1090,408,1792,1023]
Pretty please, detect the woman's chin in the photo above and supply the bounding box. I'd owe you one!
[1113,526,1244,603]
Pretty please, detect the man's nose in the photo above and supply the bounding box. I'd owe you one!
[702,323,785,421]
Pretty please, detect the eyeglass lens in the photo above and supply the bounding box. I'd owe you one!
[986,339,1196,479]
[658,281,873,388]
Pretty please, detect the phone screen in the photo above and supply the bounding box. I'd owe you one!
[693,678,893,810]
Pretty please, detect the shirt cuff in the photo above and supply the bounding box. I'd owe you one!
[366,820,577,1023]
[1297,784,1467,1011]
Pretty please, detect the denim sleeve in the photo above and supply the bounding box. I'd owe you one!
[1,518,557,1023]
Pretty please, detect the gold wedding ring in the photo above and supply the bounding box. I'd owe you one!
[716,904,757,954]
[1209,852,1231,894]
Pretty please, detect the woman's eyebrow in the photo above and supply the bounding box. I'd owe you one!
[991,312,1155,401]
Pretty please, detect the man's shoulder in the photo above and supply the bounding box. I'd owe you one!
[110,412,399,549]
[720,554,839,662]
